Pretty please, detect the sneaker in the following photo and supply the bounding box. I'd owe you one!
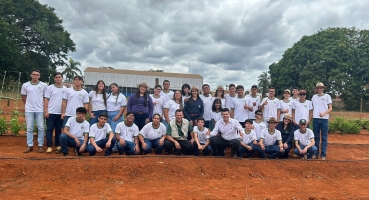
[63,153,69,156]
[321,157,326,160]
[74,148,82,156]
[312,155,317,159]
[46,147,52,153]
[38,147,44,153]
[23,147,33,153]
[302,155,307,160]
[291,154,298,158]
[55,146,61,151]
[55,149,62,154]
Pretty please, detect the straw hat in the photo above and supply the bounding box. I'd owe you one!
[315,82,326,88]
[137,82,150,90]
[284,89,291,94]
[191,86,199,92]
[284,113,292,120]
[216,86,224,91]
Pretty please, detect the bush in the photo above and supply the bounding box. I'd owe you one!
[361,120,369,130]
[329,117,361,134]
[9,118,21,135]
[0,117,7,135]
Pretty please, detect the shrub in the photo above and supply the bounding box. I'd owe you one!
[9,118,21,135]
[361,120,369,130]
[329,117,361,134]
[0,117,7,135]
[10,110,22,118]
[340,122,361,134]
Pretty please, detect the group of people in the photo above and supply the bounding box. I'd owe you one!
[21,69,332,159]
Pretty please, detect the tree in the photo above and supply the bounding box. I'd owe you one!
[0,0,75,83]
[258,71,270,97]
[269,27,369,110]
[61,58,82,83]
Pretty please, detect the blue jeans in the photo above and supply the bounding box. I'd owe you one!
[107,110,123,132]
[259,145,284,159]
[117,140,136,155]
[25,112,44,147]
[86,137,116,156]
[143,138,164,154]
[193,143,212,156]
[62,116,72,128]
[294,145,318,159]
[313,118,328,158]
[161,119,168,129]
[89,110,107,126]
[59,133,84,155]
[134,113,149,130]
[238,143,263,158]
[45,114,63,147]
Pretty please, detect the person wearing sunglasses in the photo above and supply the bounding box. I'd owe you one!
[253,110,267,143]
[276,113,295,159]
[292,90,313,130]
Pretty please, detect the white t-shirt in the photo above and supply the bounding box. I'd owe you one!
[65,117,90,140]
[63,88,89,117]
[44,84,67,114]
[182,95,191,105]
[253,121,267,140]
[260,97,280,121]
[231,96,251,122]
[193,126,210,144]
[225,94,237,110]
[294,128,314,146]
[246,94,261,119]
[292,100,313,123]
[200,95,214,121]
[160,90,174,104]
[89,91,107,111]
[164,100,181,120]
[214,97,226,108]
[106,93,126,111]
[279,100,293,121]
[311,94,332,119]
[260,129,282,146]
[139,122,166,140]
[211,118,244,140]
[115,122,139,142]
[241,130,257,145]
[211,111,222,123]
[289,97,299,102]
[89,123,113,142]
[150,95,165,117]
[21,81,47,112]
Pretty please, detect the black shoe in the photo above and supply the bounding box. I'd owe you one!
[74,148,82,156]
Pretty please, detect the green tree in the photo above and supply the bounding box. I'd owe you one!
[269,27,369,110]
[61,58,82,83]
[258,71,270,97]
[0,0,75,83]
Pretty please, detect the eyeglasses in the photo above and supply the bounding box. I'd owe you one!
[256,113,263,116]
[299,93,306,96]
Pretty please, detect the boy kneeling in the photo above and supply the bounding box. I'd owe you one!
[86,113,115,156]
[238,119,263,158]
[294,119,317,159]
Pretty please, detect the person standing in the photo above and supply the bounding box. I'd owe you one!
[289,86,300,102]
[183,86,204,126]
[200,84,214,129]
[127,82,153,130]
[231,85,252,127]
[225,83,236,110]
[292,89,313,129]
[61,76,89,127]
[246,85,261,121]
[22,69,48,153]
[259,87,280,125]
[160,80,174,104]
[88,80,107,126]
[294,119,317,159]
[106,83,126,132]
[44,72,67,153]
[150,85,166,124]
[214,86,226,108]
[311,82,332,160]
[278,89,293,122]
[163,90,183,125]
[253,110,267,141]
[211,99,222,125]
[181,83,191,105]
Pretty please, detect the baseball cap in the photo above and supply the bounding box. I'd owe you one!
[299,119,307,125]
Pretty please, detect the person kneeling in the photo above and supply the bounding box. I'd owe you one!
[115,112,140,155]
[259,117,284,159]
[238,119,263,158]
[86,113,115,156]
[56,107,89,156]
[164,109,194,155]
[193,117,212,156]
[294,119,317,159]
[138,114,167,154]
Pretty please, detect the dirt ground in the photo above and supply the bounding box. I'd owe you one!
[1,99,369,199]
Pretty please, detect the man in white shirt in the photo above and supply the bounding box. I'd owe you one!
[86,113,115,156]
[56,107,89,156]
[210,108,244,157]
[150,85,166,122]
[294,119,317,159]
[253,110,267,141]
[115,112,140,155]
[21,69,48,153]
[225,83,236,110]
[238,119,263,158]
[231,85,252,127]
[160,80,174,104]
[311,82,332,160]
[259,117,284,159]
[44,72,67,153]
[292,89,313,129]
[278,89,293,122]
[289,86,300,102]
[246,85,261,120]
[61,76,89,127]
[259,87,280,125]
[200,84,214,129]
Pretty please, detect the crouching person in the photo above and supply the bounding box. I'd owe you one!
[238,119,263,158]
[259,117,284,159]
[115,112,140,155]
[86,113,115,156]
[193,117,212,156]
[56,107,89,156]
[164,109,194,155]
[294,119,317,159]
[138,114,166,154]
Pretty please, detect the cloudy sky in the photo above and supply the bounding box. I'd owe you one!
[39,0,369,90]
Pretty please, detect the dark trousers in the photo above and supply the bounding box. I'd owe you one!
[86,138,116,156]
[134,113,149,130]
[46,114,63,147]
[164,139,194,155]
[210,136,240,156]
[193,143,212,156]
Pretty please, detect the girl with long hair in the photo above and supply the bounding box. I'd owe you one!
[127,82,153,130]
[88,80,107,125]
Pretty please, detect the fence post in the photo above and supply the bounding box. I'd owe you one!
[360,98,362,121]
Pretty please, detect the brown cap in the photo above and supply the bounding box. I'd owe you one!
[267,117,278,123]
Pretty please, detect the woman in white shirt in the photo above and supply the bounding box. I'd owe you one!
[181,83,191,105]
[106,83,126,131]
[163,90,183,124]
[214,86,226,108]
[138,114,167,154]
[211,98,222,125]
[89,80,107,126]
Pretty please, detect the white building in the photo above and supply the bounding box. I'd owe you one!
[84,67,203,97]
